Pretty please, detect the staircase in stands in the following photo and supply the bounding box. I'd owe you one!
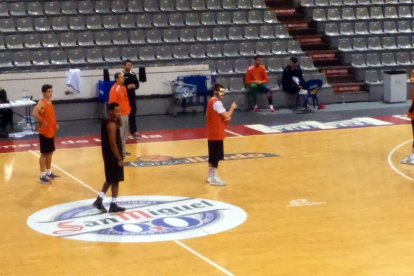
[266,0,369,96]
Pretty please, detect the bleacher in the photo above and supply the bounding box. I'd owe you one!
[303,0,414,87]
[0,0,322,105]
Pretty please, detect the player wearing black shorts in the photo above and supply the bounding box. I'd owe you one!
[92,102,126,213]
[32,84,60,184]
[206,84,237,186]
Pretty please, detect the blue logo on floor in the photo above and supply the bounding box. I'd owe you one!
[27,196,248,243]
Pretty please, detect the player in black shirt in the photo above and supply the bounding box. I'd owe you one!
[123,60,139,138]
[92,102,126,213]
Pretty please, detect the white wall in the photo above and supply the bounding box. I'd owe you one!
[0,64,210,101]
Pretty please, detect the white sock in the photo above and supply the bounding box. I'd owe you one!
[111,197,117,203]
[46,169,52,175]
[98,192,105,199]
[270,105,274,109]
[254,105,258,109]
[40,172,46,177]
[212,168,218,178]
[208,167,213,177]
[410,153,414,158]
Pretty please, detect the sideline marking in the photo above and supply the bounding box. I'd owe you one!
[174,240,234,276]
[29,150,99,194]
[225,129,243,137]
[28,150,235,276]
[387,140,414,182]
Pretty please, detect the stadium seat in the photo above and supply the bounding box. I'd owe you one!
[201,12,216,25]
[77,32,94,46]
[14,52,32,67]
[101,48,122,62]
[189,44,206,58]
[45,2,61,15]
[34,18,51,31]
[16,18,33,32]
[60,32,77,47]
[95,31,112,46]
[61,1,78,15]
[41,33,59,48]
[32,51,50,66]
[155,45,173,60]
[78,0,94,14]
[27,1,44,15]
[24,33,41,48]
[50,50,68,65]
[127,0,143,12]
[138,46,156,61]
[206,43,222,57]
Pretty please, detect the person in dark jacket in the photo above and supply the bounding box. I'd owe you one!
[0,88,12,133]
[281,57,308,96]
[122,60,140,138]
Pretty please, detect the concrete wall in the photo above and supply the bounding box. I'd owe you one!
[0,64,210,101]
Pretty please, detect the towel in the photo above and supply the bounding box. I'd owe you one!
[66,69,81,93]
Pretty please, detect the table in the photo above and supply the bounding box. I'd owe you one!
[0,98,36,134]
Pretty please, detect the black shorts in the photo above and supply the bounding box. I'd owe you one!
[103,157,124,183]
[39,134,55,154]
[208,140,224,166]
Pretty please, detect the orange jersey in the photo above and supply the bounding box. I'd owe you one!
[109,84,130,116]
[206,98,226,141]
[245,65,269,86]
[38,99,57,138]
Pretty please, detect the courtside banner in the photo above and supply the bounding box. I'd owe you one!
[246,117,392,134]
[125,153,278,167]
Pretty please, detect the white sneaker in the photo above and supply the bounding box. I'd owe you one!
[401,156,414,165]
[206,176,211,183]
[299,89,308,95]
[208,176,226,186]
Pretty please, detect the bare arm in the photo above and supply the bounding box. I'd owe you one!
[220,102,238,120]
[107,122,123,164]
[32,100,47,126]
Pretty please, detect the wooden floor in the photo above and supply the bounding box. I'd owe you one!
[2,123,414,275]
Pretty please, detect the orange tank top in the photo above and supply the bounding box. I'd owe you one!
[206,98,226,141]
[38,99,57,138]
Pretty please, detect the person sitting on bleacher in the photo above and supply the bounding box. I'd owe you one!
[281,57,308,96]
[0,88,13,137]
[245,55,275,112]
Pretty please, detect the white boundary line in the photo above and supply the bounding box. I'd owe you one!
[174,240,234,276]
[387,140,414,182]
[28,150,234,276]
[225,129,243,137]
[29,150,99,194]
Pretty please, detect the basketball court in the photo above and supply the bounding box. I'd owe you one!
[1,112,414,275]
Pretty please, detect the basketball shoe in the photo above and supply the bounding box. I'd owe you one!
[39,175,51,184]
[401,156,414,165]
[208,176,226,186]
[92,197,107,213]
[109,203,126,213]
[47,172,60,180]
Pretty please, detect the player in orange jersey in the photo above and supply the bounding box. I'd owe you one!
[32,84,60,184]
[206,84,237,186]
[109,72,130,157]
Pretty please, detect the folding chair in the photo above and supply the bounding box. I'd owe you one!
[296,79,323,110]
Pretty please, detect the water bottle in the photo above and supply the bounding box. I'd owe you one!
[22,89,28,100]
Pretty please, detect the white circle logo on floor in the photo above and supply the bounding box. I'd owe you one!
[27,196,247,243]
